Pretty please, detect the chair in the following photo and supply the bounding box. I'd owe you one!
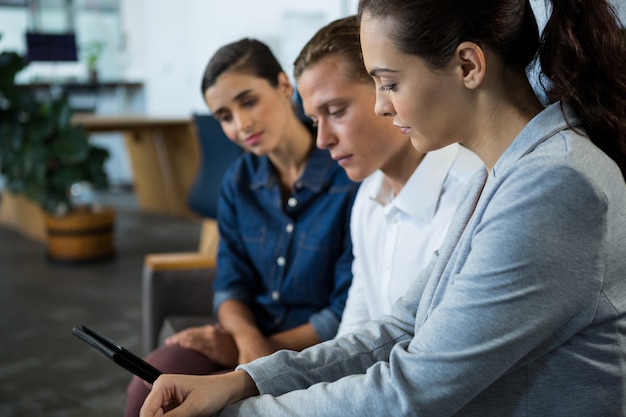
[141,114,242,355]
[187,114,243,219]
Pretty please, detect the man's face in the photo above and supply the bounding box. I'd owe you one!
[297,56,413,182]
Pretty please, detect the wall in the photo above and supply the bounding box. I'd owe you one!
[123,0,356,116]
[1,0,625,117]
[122,0,626,116]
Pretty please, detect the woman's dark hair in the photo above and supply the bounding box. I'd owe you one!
[357,0,626,178]
[293,15,370,85]
[200,38,283,95]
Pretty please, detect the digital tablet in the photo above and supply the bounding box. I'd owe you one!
[72,324,163,384]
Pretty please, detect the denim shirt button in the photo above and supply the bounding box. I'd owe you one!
[285,223,294,233]
[271,291,280,301]
[277,256,286,266]
[287,197,298,207]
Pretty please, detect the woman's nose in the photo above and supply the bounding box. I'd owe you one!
[374,92,395,118]
[235,112,253,133]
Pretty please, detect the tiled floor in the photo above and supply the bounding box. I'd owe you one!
[0,191,201,417]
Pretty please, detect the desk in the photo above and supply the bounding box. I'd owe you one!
[72,114,200,217]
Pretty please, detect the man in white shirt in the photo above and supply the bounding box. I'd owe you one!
[294,15,483,336]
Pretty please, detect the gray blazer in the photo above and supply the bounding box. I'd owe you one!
[224,102,626,417]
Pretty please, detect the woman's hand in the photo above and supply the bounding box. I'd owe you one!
[140,370,259,417]
[216,300,276,364]
[232,329,276,364]
[165,325,239,367]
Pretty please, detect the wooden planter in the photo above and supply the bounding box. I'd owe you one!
[44,206,116,264]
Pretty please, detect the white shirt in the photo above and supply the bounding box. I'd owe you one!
[337,143,483,336]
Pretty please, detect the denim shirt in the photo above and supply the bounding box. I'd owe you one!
[212,145,358,341]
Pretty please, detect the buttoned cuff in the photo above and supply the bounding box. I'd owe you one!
[309,307,340,341]
[212,289,250,315]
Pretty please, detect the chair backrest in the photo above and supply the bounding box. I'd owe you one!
[188,114,243,219]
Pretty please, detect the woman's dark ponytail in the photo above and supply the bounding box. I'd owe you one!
[540,0,626,179]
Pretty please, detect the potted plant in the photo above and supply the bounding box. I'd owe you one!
[0,50,115,263]
[83,41,105,83]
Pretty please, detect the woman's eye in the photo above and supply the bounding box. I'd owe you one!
[217,114,232,123]
[381,83,397,92]
[310,118,319,128]
[241,97,258,108]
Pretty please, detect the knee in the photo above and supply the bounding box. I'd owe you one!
[124,375,150,417]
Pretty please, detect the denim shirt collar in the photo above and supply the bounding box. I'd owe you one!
[491,101,582,179]
[250,145,333,193]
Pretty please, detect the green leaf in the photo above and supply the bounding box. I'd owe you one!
[0,51,110,213]
[51,128,90,163]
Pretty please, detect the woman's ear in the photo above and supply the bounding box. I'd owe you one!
[455,42,486,90]
[277,72,294,99]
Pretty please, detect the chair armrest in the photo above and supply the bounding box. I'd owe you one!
[142,252,217,355]
[145,252,216,270]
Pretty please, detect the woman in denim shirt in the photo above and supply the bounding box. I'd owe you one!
[124,38,357,416]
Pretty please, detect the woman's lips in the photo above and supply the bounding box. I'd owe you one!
[394,123,411,135]
[245,132,262,146]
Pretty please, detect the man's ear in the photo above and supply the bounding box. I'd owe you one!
[455,42,486,90]
[277,72,294,99]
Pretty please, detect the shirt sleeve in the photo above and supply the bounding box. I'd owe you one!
[219,162,608,417]
[212,168,258,313]
[335,264,368,337]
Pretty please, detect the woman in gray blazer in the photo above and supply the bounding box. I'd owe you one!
[140,0,626,415]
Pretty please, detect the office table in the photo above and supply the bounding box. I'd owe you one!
[72,114,201,217]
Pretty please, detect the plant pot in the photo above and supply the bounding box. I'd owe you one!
[44,206,116,264]
[88,67,98,83]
